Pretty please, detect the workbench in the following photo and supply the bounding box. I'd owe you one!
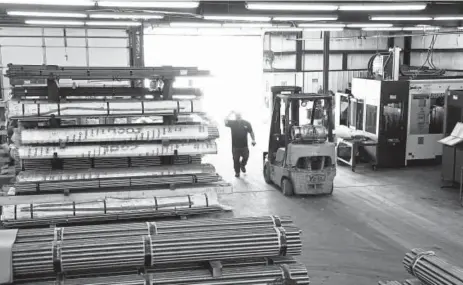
[336,137,378,172]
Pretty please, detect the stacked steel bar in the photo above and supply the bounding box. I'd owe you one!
[11,216,302,278]
[403,248,463,285]
[6,64,210,80]
[13,164,220,194]
[379,281,422,285]
[1,193,230,228]
[19,263,309,285]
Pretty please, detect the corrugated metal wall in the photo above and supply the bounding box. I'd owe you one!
[0,27,129,100]
[410,33,463,69]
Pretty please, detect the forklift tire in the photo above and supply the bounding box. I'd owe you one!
[328,184,334,195]
[281,178,294,196]
[263,163,272,184]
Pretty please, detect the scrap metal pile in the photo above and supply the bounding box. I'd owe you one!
[379,248,463,285]
[10,216,309,284]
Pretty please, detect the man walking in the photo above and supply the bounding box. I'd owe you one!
[225,112,256,178]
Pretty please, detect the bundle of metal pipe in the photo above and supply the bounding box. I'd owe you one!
[403,248,463,285]
[11,216,301,276]
[18,263,309,285]
[379,280,422,285]
[19,155,202,171]
[19,125,219,144]
[6,64,210,80]
[7,99,203,119]
[13,164,220,194]
[17,141,217,159]
[1,193,230,228]
[13,216,294,243]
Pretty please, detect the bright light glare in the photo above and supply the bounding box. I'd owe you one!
[222,23,273,28]
[170,22,222,28]
[302,28,344,31]
[246,2,338,11]
[98,1,199,8]
[204,15,271,22]
[8,11,87,17]
[339,4,426,11]
[362,27,403,31]
[89,13,163,19]
[86,21,141,26]
[347,23,393,28]
[273,16,338,21]
[434,16,463,20]
[26,20,84,25]
[298,23,345,28]
[0,0,94,5]
[371,16,433,21]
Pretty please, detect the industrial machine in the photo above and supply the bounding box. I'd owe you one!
[263,86,336,196]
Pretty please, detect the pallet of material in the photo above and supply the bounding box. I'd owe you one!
[7,99,203,119]
[17,141,217,159]
[19,124,219,144]
[1,192,230,228]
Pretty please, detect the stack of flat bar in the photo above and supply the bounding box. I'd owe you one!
[379,281,422,285]
[19,124,219,144]
[12,86,203,100]
[403,248,463,285]
[10,216,302,277]
[18,263,309,285]
[1,193,229,228]
[14,164,220,194]
[8,99,203,118]
[6,64,210,81]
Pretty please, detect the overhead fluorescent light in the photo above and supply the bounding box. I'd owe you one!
[98,1,199,8]
[302,28,344,31]
[339,4,426,11]
[246,2,338,11]
[89,13,163,19]
[371,16,432,21]
[8,10,87,18]
[273,16,338,21]
[265,27,304,32]
[458,27,463,30]
[0,0,93,5]
[222,23,273,28]
[403,26,440,31]
[25,19,84,25]
[86,21,141,26]
[347,23,393,28]
[434,16,463,21]
[203,15,271,22]
[298,23,345,28]
[170,22,222,28]
[362,27,403,31]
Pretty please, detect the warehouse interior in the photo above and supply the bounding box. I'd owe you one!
[0,1,462,285]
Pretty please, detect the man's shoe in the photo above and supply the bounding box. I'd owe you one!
[235,172,240,178]
[240,165,246,173]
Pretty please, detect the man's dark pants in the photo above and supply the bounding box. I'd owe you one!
[232,147,249,174]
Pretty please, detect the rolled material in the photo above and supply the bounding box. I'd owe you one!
[1,193,229,228]
[18,141,217,159]
[403,248,463,285]
[14,164,220,194]
[19,124,219,144]
[7,100,203,119]
[19,263,309,285]
[11,216,302,277]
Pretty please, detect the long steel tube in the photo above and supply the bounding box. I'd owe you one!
[403,248,463,285]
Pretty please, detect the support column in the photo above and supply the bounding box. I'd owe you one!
[295,32,303,72]
[322,31,330,93]
[403,36,412,66]
[128,26,145,88]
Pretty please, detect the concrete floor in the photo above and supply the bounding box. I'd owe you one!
[207,137,463,285]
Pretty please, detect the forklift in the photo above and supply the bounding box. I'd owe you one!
[263,86,336,196]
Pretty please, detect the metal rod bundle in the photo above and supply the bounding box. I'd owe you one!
[17,141,217,159]
[403,248,463,285]
[13,164,220,194]
[18,262,309,285]
[19,124,219,144]
[6,64,210,80]
[11,216,301,277]
[1,193,230,228]
[7,99,203,119]
[379,280,422,285]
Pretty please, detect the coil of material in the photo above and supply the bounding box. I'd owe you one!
[12,217,301,276]
[403,248,463,285]
[13,216,294,243]
[2,193,229,228]
[19,263,309,285]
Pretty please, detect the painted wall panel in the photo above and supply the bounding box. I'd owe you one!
[273,54,296,69]
[267,34,296,52]
[347,54,372,70]
[46,48,87,66]
[303,54,342,70]
[89,48,128,66]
